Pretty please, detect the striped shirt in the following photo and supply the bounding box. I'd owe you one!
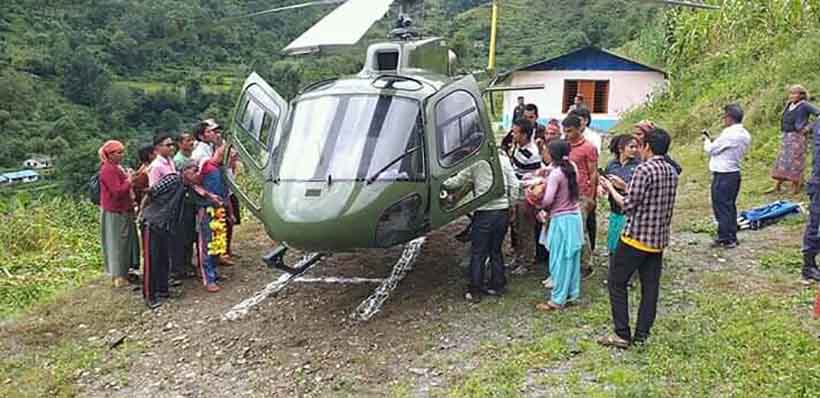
[511,141,542,178]
[621,156,679,251]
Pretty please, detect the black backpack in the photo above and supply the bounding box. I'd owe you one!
[88,172,101,205]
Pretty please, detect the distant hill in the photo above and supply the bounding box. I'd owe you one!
[0,0,658,191]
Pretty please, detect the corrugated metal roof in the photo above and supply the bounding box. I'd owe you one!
[500,46,667,78]
[2,170,40,179]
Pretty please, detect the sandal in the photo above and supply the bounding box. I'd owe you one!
[535,301,564,312]
[597,334,630,349]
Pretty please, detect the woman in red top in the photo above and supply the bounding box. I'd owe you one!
[98,140,139,288]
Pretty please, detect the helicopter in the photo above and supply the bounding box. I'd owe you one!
[218,0,719,321]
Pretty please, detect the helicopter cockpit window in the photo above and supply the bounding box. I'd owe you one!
[233,84,281,168]
[435,90,484,168]
[276,95,424,182]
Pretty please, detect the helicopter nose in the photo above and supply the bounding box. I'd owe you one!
[265,181,426,251]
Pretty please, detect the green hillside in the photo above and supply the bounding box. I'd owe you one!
[0,0,660,193]
[619,0,820,145]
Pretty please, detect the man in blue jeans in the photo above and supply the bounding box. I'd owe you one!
[801,121,820,281]
[703,103,751,249]
[443,150,519,303]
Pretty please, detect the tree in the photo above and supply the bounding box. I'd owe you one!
[98,85,138,131]
[61,49,111,107]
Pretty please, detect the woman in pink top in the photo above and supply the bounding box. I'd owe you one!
[98,140,139,288]
[535,140,583,312]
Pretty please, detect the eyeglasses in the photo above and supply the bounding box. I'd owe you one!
[164,142,175,147]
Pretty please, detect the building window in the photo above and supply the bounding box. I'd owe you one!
[562,80,610,114]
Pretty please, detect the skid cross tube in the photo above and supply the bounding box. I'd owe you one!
[224,253,324,321]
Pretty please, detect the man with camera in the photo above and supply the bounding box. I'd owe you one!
[703,103,751,249]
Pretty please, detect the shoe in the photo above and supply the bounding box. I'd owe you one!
[206,283,221,293]
[542,278,554,289]
[215,274,228,282]
[710,240,737,249]
[464,291,481,303]
[597,334,630,349]
[127,272,142,285]
[145,299,163,310]
[169,278,183,287]
[219,255,236,267]
[802,266,820,282]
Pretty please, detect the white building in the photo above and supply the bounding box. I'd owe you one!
[23,156,52,170]
[1,170,40,185]
[498,47,667,133]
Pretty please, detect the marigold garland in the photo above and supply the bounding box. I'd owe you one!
[207,206,228,256]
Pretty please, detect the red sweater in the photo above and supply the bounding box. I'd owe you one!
[99,162,133,213]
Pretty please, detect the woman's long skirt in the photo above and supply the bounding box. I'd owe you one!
[772,131,806,183]
[539,212,583,306]
[100,210,139,278]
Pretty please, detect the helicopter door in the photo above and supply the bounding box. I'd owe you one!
[225,72,288,218]
[426,75,504,230]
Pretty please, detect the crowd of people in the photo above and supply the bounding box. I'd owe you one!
[97,119,240,309]
[458,88,820,349]
[95,85,820,348]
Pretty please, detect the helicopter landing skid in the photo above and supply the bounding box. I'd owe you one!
[351,236,427,322]
[223,237,426,322]
[223,252,324,321]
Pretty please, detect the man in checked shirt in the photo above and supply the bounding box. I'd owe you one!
[597,127,679,349]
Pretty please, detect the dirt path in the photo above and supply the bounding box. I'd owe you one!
[2,212,814,398]
[72,219,519,397]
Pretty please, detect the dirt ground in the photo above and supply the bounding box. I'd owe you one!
[68,218,523,398]
[2,211,816,398]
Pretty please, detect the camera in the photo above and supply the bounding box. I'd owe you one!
[701,129,710,139]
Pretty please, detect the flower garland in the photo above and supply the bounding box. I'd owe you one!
[207,206,228,256]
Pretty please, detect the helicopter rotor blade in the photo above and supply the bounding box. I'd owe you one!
[136,0,346,50]
[649,0,720,9]
[283,0,395,55]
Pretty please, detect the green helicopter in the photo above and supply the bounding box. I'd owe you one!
[220,0,719,321]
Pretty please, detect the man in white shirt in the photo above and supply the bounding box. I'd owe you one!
[703,103,752,248]
[192,119,221,167]
[444,150,520,302]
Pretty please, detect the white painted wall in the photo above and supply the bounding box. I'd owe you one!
[501,70,666,130]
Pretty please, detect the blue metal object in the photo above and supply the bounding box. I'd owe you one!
[738,200,801,230]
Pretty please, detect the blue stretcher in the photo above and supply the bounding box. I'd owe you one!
[737,200,801,230]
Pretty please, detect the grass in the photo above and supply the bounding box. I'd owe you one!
[0,194,102,318]
[424,135,820,397]
[438,253,819,398]
[0,275,143,397]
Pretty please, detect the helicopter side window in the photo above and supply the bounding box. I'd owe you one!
[233,85,281,168]
[435,90,484,168]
